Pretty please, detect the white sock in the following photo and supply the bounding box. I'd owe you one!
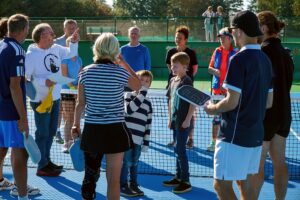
[18,195,29,200]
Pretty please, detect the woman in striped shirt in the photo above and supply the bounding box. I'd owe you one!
[72,33,141,200]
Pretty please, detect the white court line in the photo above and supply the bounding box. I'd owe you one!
[290,127,300,142]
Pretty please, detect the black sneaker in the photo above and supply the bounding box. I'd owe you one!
[120,184,138,197]
[48,161,63,170]
[163,178,181,187]
[172,182,192,194]
[130,182,144,196]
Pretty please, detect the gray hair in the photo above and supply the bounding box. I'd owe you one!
[93,33,120,62]
[32,23,51,43]
[63,19,77,28]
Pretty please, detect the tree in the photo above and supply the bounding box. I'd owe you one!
[113,0,168,17]
[0,0,112,17]
[293,0,300,16]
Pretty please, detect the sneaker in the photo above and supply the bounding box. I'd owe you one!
[163,178,181,187]
[172,181,192,194]
[186,138,194,149]
[36,165,61,177]
[167,141,175,147]
[10,184,40,196]
[130,182,144,196]
[54,132,64,144]
[48,161,63,170]
[0,177,13,190]
[207,140,216,152]
[120,184,138,197]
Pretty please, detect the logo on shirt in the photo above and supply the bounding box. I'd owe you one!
[44,53,59,73]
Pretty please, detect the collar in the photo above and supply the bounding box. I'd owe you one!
[239,44,261,52]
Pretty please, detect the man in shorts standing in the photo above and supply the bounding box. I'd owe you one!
[204,10,273,199]
[0,14,31,200]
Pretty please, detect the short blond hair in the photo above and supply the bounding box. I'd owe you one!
[128,26,140,34]
[171,52,190,67]
[136,70,153,84]
[93,33,120,62]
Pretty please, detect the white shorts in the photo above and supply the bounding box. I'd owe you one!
[214,140,262,181]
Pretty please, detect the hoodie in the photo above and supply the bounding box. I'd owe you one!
[25,42,78,102]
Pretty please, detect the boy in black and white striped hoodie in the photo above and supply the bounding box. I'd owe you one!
[120,70,153,197]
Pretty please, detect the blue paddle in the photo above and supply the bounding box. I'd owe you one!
[23,134,41,164]
[69,138,85,172]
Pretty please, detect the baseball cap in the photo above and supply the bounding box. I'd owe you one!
[217,27,233,38]
[230,10,263,37]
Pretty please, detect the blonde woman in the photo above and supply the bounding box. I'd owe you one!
[72,33,141,200]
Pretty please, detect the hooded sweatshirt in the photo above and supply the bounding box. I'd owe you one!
[25,42,78,102]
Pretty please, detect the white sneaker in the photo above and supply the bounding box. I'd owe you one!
[0,177,13,190]
[10,184,40,196]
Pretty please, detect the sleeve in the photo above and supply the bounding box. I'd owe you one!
[79,69,86,85]
[25,52,46,86]
[222,56,244,93]
[10,52,25,78]
[124,87,148,115]
[209,50,216,68]
[78,57,83,67]
[59,42,78,60]
[118,67,130,85]
[202,11,207,17]
[189,49,198,66]
[165,49,172,65]
[182,76,193,87]
[61,59,68,65]
[142,102,152,152]
[145,47,151,70]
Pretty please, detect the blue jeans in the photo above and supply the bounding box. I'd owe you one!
[174,128,190,182]
[120,144,142,185]
[30,100,60,169]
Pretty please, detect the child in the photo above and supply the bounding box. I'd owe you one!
[61,49,83,153]
[120,70,153,197]
[163,52,195,193]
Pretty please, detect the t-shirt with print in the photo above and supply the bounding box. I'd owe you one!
[166,75,193,130]
[0,37,26,120]
[219,44,273,147]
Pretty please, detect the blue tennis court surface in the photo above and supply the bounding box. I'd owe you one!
[1,166,300,200]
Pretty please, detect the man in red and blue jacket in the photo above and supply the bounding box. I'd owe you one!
[207,27,238,151]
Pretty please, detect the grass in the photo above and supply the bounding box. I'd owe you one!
[151,80,300,93]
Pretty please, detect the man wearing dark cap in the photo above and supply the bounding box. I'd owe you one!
[204,10,273,199]
[207,27,238,152]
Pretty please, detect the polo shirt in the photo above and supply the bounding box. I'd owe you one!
[0,37,26,120]
[219,44,273,147]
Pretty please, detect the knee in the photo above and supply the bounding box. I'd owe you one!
[213,181,222,193]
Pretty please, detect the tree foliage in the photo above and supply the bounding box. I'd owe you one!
[0,0,112,17]
[255,0,295,17]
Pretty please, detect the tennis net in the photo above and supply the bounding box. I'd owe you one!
[4,89,300,179]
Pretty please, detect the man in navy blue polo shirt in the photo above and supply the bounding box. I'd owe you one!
[0,14,31,200]
[204,10,273,200]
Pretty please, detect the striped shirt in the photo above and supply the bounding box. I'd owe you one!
[125,87,152,152]
[79,63,130,124]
